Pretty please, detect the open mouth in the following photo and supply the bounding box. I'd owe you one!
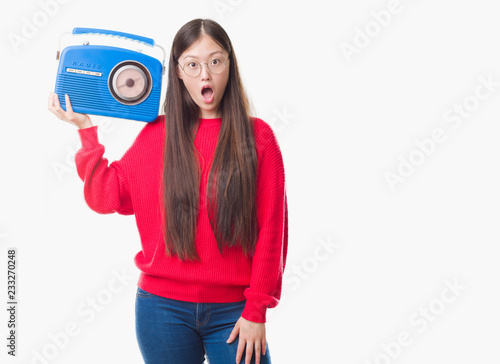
[201,85,214,103]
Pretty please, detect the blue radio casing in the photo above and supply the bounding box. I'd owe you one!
[54,44,163,122]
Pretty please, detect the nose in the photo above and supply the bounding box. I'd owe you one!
[200,63,211,80]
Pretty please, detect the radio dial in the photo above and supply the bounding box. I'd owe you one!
[109,61,152,105]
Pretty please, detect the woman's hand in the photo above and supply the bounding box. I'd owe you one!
[227,316,267,364]
[48,92,93,129]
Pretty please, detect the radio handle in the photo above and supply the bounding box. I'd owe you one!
[72,28,155,46]
[56,28,167,75]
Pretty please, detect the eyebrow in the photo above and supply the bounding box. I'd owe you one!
[183,51,224,60]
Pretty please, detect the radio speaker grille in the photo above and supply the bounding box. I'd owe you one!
[54,73,160,121]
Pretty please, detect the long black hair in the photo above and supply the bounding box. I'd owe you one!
[159,18,259,262]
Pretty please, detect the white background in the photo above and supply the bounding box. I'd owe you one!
[1,0,499,363]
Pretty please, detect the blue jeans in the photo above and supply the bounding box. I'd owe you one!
[135,286,272,364]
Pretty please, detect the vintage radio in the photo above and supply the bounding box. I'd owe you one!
[54,27,166,122]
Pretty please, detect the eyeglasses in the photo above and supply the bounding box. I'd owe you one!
[178,56,229,77]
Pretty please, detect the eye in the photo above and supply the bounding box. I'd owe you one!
[211,58,221,66]
[187,62,198,69]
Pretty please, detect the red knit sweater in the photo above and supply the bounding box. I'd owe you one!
[75,115,288,323]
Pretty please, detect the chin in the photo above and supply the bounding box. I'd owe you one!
[200,106,218,117]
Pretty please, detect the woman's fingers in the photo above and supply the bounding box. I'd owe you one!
[253,342,261,364]
[53,92,63,113]
[236,338,246,364]
[48,91,92,129]
[64,93,80,122]
[64,94,73,114]
[47,91,53,109]
[64,94,78,123]
[48,92,64,120]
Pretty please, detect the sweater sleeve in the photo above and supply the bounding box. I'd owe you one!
[74,125,134,215]
[241,122,288,323]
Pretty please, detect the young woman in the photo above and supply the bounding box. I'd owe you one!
[48,18,288,364]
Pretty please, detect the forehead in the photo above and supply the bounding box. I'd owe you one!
[181,36,226,60]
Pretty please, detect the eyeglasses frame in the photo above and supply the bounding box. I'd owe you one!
[177,55,230,78]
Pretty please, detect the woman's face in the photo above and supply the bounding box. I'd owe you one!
[177,35,230,119]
